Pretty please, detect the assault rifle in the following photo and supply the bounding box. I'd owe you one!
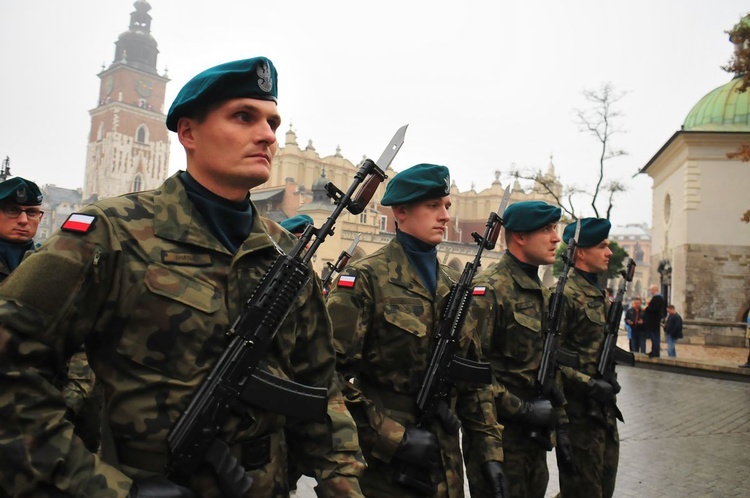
[530,220,581,451]
[395,185,511,495]
[165,125,408,494]
[321,233,360,296]
[587,258,636,424]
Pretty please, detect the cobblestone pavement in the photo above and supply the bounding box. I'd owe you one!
[293,366,750,497]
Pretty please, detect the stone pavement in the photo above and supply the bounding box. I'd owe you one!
[292,339,750,497]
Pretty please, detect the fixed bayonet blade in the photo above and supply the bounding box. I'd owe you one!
[346,233,361,255]
[375,124,408,171]
[572,218,581,245]
[497,185,512,217]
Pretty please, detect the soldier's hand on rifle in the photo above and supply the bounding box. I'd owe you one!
[128,477,195,498]
[481,460,510,498]
[435,399,461,435]
[586,378,615,404]
[554,424,578,475]
[610,372,622,395]
[394,426,440,471]
[205,439,255,498]
[516,398,556,428]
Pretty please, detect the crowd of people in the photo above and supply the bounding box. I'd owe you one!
[0,55,723,498]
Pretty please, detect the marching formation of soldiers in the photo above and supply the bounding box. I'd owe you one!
[0,56,628,498]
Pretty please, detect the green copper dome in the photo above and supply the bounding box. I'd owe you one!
[683,76,750,131]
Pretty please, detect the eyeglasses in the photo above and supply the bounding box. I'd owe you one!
[1,206,44,220]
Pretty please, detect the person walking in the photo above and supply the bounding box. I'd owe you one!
[326,163,507,498]
[555,218,622,498]
[0,56,365,497]
[472,200,569,498]
[644,285,666,357]
[663,304,683,358]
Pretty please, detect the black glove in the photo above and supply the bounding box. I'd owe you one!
[586,378,615,404]
[555,425,577,475]
[481,460,510,498]
[610,372,622,395]
[435,399,461,435]
[127,477,195,498]
[516,398,556,428]
[393,426,440,471]
[205,438,254,498]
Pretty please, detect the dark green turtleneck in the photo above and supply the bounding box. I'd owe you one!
[179,171,253,253]
[396,229,438,295]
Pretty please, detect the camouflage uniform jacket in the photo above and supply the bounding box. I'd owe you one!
[558,269,620,430]
[472,253,568,423]
[326,238,503,498]
[0,172,364,497]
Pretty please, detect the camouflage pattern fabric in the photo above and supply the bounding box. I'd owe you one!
[63,348,102,453]
[326,238,504,498]
[556,269,620,498]
[0,172,364,497]
[471,253,567,498]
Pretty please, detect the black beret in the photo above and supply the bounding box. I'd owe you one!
[381,163,451,206]
[166,56,278,132]
[502,201,561,232]
[563,218,611,247]
[0,177,43,206]
[280,214,313,234]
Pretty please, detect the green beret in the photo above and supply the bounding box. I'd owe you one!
[503,201,561,232]
[0,177,43,206]
[381,163,451,206]
[563,218,611,247]
[280,214,313,234]
[166,56,278,132]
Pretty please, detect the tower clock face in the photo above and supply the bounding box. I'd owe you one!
[105,76,114,95]
[136,78,153,97]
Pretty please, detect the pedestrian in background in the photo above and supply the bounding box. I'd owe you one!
[662,304,683,358]
[624,297,645,353]
[326,163,507,498]
[644,285,666,357]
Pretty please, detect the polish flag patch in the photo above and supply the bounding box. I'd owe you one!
[61,213,97,234]
[338,275,357,288]
[472,286,487,296]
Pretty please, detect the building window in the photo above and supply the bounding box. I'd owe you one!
[97,122,105,141]
[136,125,148,144]
[133,174,143,192]
[664,193,671,224]
[379,215,387,232]
[360,213,367,224]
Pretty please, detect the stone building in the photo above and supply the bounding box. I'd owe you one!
[639,18,750,346]
[609,223,653,300]
[36,185,86,244]
[82,0,170,202]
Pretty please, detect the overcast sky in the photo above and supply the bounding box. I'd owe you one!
[1,0,747,228]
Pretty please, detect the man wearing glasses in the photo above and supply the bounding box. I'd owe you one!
[0,176,44,282]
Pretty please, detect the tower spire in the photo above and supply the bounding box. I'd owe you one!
[112,1,159,75]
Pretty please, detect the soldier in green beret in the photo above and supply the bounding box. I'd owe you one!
[555,218,621,498]
[0,57,365,497]
[326,163,507,498]
[471,200,569,498]
[0,176,44,281]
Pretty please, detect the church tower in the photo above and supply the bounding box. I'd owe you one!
[83,0,170,201]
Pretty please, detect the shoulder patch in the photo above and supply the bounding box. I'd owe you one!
[337,274,357,288]
[472,286,487,296]
[61,213,97,234]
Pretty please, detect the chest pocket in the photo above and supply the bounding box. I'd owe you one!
[382,301,429,338]
[581,300,607,342]
[116,262,223,381]
[503,304,543,363]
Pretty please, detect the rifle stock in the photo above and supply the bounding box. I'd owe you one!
[165,126,407,487]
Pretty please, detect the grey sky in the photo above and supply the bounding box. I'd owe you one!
[1,0,747,227]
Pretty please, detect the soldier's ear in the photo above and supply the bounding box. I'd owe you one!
[177,117,197,151]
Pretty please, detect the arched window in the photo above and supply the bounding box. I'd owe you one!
[97,122,105,141]
[136,125,148,144]
[133,174,143,192]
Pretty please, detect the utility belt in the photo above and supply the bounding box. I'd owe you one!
[116,431,279,474]
[356,377,418,416]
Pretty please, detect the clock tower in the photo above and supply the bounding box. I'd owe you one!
[83,0,170,201]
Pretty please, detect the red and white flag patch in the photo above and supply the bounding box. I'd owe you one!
[338,275,357,288]
[61,213,97,234]
[472,286,487,296]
